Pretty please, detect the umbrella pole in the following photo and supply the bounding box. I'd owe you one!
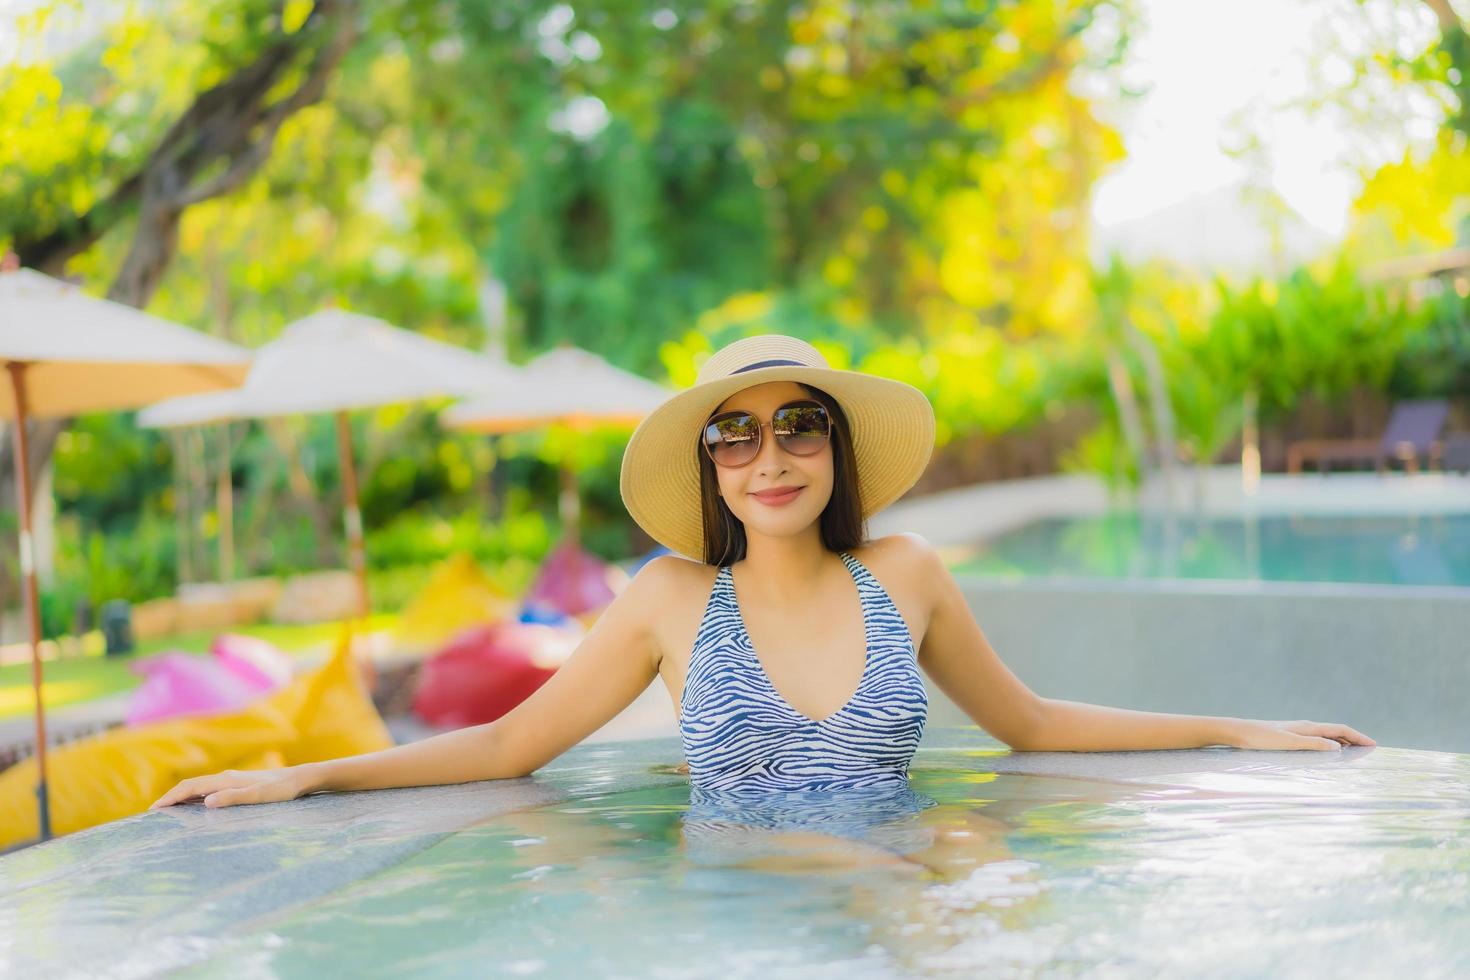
[334,411,369,619]
[558,463,580,545]
[216,423,234,582]
[5,361,52,842]
[170,430,191,585]
[334,411,376,697]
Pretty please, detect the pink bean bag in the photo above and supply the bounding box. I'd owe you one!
[125,636,294,726]
[125,652,264,726]
[211,633,294,689]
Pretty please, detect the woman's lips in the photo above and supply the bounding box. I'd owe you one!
[750,486,804,506]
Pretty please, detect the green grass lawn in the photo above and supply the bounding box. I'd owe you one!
[0,614,399,722]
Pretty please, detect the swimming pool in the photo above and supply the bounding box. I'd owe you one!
[952,513,1470,588]
[2,727,1467,977]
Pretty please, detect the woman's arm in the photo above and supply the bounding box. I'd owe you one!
[896,533,1374,753]
[151,556,682,809]
[1014,699,1373,751]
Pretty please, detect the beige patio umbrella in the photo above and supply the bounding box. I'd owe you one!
[0,267,252,841]
[442,344,669,541]
[138,309,522,620]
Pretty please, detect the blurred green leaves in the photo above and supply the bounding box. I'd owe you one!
[6,0,1469,618]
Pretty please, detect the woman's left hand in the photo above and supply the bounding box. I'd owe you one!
[1227,718,1376,751]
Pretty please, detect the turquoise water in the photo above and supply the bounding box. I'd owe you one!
[151,743,1470,976]
[953,513,1470,588]
[2,731,1470,975]
[5,730,1467,977]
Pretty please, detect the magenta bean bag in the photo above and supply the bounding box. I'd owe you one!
[522,540,616,618]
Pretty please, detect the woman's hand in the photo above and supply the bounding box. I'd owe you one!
[1226,719,1376,751]
[149,765,317,810]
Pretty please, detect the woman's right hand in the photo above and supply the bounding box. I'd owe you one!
[149,765,317,810]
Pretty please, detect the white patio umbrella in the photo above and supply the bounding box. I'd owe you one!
[138,309,522,620]
[1,267,252,842]
[442,344,670,541]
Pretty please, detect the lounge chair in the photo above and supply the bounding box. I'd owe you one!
[1443,432,1470,474]
[1286,399,1449,474]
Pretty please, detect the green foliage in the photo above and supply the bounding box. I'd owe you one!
[490,111,771,372]
[1388,284,1470,396]
[1059,424,1139,493]
[366,505,550,571]
[9,0,1470,617]
[52,414,174,528]
[1201,259,1414,418]
[1039,251,1465,487]
[50,509,178,615]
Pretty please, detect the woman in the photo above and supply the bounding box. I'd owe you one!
[151,334,1373,811]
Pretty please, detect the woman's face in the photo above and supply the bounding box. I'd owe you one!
[708,380,835,543]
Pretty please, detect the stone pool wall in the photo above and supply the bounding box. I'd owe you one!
[935,577,1470,753]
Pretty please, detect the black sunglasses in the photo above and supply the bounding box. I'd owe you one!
[701,399,832,468]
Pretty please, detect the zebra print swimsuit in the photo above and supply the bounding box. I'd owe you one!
[678,550,929,794]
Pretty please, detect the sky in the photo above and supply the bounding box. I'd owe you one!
[1086,0,1444,238]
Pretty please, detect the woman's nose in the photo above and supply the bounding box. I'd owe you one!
[752,421,792,472]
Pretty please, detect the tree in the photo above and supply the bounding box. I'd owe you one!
[394,0,1130,370]
[1,0,359,606]
[8,0,1140,608]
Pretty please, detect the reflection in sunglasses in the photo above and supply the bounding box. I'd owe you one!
[703,400,832,467]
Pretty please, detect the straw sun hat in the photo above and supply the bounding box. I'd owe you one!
[619,334,935,561]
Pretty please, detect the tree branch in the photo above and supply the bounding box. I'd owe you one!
[13,0,358,293]
[110,0,358,305]
[0,1,360,584]
[177,6,358,208]
[1421,0,1463,32]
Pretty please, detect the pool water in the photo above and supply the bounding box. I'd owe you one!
[952,513,1470,588]
[2,729,1468,977]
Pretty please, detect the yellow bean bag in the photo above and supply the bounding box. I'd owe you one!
[0,632,391,849]
[271,630,393,767]
[393,554,514,652]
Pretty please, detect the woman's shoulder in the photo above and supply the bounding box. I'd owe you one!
[628,553,720,604]
[852,531,940,570]
[851,531,942,578]
[618,554,720,669]
[593,552,714,643]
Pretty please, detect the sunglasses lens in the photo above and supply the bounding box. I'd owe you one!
[703,402,831,466]
[774,403,830,455]
[704,414,760,466]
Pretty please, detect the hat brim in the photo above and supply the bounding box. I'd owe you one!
[619,365,935,561]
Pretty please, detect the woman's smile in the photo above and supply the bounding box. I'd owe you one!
[750,485,805,506]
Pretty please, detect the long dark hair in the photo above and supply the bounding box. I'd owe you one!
[697,383,866,566]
